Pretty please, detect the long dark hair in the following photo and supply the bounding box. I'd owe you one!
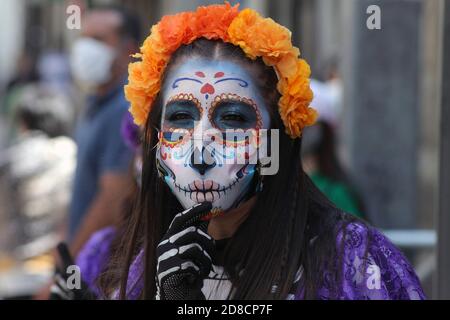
[99,39,360,299]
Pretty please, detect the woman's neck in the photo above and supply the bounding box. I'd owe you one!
[207,197,256,240]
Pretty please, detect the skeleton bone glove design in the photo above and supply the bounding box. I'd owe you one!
[156,202,215,300]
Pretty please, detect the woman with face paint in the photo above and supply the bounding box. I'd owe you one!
[72,4,425,300]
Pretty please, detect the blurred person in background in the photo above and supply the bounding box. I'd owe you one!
[49,111,143,300]
[302,72,364,218]
[37,50,80,133]
[37,50,73,95]
[1,52,40,149]
[0,84,75,269]
[4,52,40,93]
[302,120,364,218]
[66,6,141,257]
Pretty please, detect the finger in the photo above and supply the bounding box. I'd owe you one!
[162,264,202,289]
[54,273,69,291]
[157,245,211,276]
[178,261,205,285]
[158,260,200,283]
[167,202,212,235]
[56,242,75,269]
[179,243,212,263]
[178,244,212,277]
[157,227,216,266]
[49,284,73,300]
[50,273,74,300]
[171,228,215,258]
[157,248,180,270]
[198,221,209,233]
[160,225,213,246]
[158,225,215,258]
[157,249,208,280]
[158,226,198,249]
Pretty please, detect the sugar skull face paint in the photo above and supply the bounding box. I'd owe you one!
[156,58,271,214]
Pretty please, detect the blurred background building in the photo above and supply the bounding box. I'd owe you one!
[0,0,448,299]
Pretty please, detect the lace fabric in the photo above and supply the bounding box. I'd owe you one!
[303,223,425,300]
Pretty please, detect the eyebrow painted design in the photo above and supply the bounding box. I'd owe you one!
[213,77,248,88]
[171,72,250,100]
[171,77,203,89]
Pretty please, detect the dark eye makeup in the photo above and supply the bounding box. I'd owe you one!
[210,100,258,130]
[163,100,201,129]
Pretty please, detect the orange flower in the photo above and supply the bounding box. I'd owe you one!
[277,61,316,138]
[125,3,317,137]
[227,8,260,59]
[195,2,239,40]
[141,25,167,56]
[159,12,196,53]
[252,18,295,63]
[271,52,298,80]
[229,9,315,137]
[125,85,154,126]
[228,9,299,64]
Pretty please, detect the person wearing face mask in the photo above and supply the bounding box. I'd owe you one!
[55,4,424,300]
[35,6,142,301]
[66,7,142,257]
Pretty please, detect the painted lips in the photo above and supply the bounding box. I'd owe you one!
[189,180,220,191]
[189,179,223,202]
[174,178,240,202]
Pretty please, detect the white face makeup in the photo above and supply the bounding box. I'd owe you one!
[156,58,271,214]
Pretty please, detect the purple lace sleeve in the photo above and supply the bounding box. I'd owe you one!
[316,223,426,300]
[75,226,117,297]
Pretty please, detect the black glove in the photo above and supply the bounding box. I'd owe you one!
[156,202,215,300]
[49,242,96,300]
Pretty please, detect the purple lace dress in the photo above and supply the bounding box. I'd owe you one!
[76,223,425,300]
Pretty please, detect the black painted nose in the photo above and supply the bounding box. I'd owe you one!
[190,146,216,175]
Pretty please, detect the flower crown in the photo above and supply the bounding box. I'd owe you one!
[125,2,317,138]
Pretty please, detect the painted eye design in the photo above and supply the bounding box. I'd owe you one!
[221,112,247,123]
[210,101,257,130]
[209,94,263,131]
[169,112,194,121]
[163,98,202,130]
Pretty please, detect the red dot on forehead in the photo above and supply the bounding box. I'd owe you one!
[195,71,205,78]
[214,72,225,78]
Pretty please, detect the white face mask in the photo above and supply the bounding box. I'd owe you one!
[70,37,116,89]
[156,58,271,215]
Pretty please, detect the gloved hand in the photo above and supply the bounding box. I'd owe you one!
[156,202,215,300]
[49,242,96,300]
